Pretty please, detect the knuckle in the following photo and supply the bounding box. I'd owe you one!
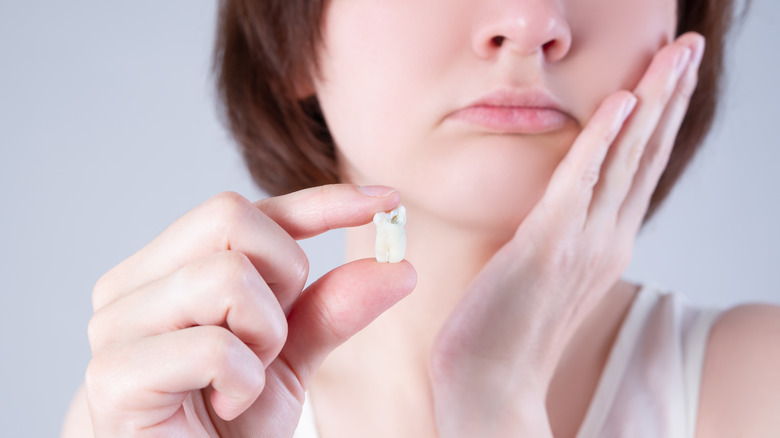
[259,316,288,364]
[84,359,104,402]
[244,366,266,402]
[290,248,310,291]
[598,123,620,147]
[315,187,340,230]
[210,250,259,306]
[595,238,633,279]
[210,191,252,211]
[580,165,601,190]
[220,250,256,283]
[625,138,646,168]
[269,316,289,351]
[206,191,254,235]
[86,311,107,352]
[314,184,340,204]
[202,326,233,367]
[84,354,103,389]
[583,241,604,268]
[85,350,123,411]
[538,240,577,275]
[203,326,252,374]
[91,273,113,312]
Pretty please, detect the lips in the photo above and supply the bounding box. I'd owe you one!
[448,89,571,134]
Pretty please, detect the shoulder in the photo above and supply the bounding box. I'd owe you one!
[696,303,780,438]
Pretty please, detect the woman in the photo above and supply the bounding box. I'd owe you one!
[63,0,780,436]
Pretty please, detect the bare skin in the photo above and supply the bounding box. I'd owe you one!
[310,276,641,438]
[61,0,780,435]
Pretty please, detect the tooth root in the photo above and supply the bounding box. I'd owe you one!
[373,206,406,263]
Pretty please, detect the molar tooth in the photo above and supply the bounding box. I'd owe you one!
[373,206,406,263]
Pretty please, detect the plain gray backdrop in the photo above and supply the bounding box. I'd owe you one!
[1,1,778,436]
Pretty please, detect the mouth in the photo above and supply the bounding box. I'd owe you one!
[447,88,572,135]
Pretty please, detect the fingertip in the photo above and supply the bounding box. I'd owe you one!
[209,384,262,422]
[619,92,638,120]
[210,390,245,421]
[674,32,705,66]
[208,353,266,421]
[356,184,402,213]
[368,258,418,308]
[678,31,705,45]
[397,259,418,295]
[253,184,404,239]
[357,185,398,198]
[689,34,705,68]
[597,91,636,124]
[352,257,417,287]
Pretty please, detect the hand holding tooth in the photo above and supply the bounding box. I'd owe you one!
[83,185,416,438]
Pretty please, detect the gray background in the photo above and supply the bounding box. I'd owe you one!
[1,0,778,436]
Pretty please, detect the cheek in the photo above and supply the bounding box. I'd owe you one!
[556,0,677,119]
[315,0,467,185]
[314,0,678,234]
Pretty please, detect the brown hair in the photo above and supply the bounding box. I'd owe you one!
[213,0,745,224]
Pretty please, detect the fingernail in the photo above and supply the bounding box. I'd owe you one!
[690,36,705,71]
[358,185,398,197]
[675,48,691,77]
[620,94,637,120]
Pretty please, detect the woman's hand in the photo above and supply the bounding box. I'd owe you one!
[430,32,706,437]
[84,185,416,437]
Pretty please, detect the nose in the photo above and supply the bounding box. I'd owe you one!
[472,0,572,63]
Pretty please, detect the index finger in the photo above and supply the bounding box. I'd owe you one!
[255,184,401,239]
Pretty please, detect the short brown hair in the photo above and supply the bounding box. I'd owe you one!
[213,0,745,224]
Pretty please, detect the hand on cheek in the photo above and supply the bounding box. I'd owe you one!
[429,32,706,437]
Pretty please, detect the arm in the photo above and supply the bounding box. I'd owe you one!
[697,303,780,438]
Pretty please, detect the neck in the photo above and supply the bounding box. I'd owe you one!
[311,204,640,435]
[321,205,516,384]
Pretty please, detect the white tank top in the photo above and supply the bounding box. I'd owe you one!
[293,283,722,438]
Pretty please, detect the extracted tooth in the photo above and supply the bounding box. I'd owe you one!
[373,206,406,263]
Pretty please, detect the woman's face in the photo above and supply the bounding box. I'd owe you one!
[312,0,677,234]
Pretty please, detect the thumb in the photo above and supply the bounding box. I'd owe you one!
[281,258,417,388]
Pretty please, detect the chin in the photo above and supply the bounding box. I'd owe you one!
[435,192,535,234]
[340,133,567,237]
[392,171,547,242]
[414,156,556,233]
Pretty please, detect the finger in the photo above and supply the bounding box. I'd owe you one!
[618,33,705,236]
[86,325,265,429]
[92,191,305,314]
[587,33,702,230]
[280,259,417,388]
[532,91,637,236]
[93,185,399,312]
[255,184,401,239]
[88,250,287,367]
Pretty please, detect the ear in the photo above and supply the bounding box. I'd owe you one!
[294,78,316,100]
[292,64,318,100]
